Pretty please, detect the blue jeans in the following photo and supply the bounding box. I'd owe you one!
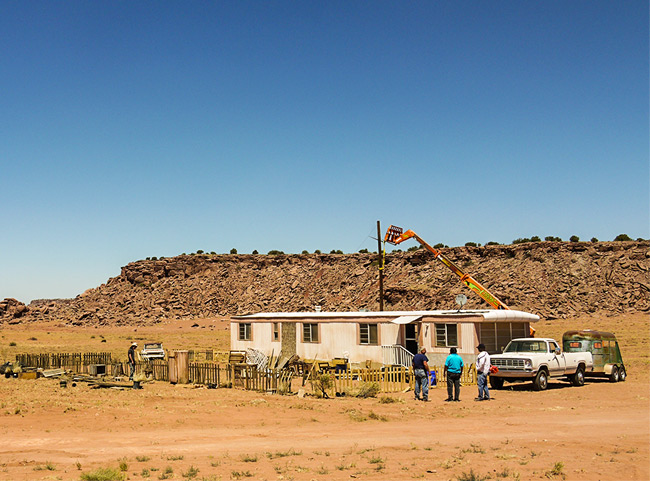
[414,369,429,400]
[478,372,490,399]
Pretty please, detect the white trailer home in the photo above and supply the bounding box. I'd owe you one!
[231,309,539,367]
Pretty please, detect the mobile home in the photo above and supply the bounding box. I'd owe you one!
[231,309,540,366]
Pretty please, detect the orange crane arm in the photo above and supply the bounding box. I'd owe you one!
[384,226,509,310]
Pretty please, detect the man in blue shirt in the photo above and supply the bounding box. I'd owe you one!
[412,347,430,402]
[444,347,464,402]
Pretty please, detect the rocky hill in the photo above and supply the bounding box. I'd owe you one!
[2,241,649,326]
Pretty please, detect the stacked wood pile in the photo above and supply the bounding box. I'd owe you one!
[3,240,648,325]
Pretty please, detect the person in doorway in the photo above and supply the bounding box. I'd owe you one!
[475,343,491,401]
[444,347,464,402]
[412,347,430,401]
[128,342,137,380]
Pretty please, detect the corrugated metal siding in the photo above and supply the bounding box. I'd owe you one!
[461,322,477,354]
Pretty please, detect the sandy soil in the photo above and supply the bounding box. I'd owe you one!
[0,313,648,481]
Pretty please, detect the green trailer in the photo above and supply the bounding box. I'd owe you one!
[562,330,626,382]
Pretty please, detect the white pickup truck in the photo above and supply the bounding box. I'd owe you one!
[489,338,594,391]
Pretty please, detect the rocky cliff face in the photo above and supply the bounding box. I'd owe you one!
[3,241,649,326]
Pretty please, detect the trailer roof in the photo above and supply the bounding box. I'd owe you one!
[233,309,540,323]
[563,330,617,340]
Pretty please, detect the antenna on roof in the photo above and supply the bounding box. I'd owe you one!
[455,294,467,312]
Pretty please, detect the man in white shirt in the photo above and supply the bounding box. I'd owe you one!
[475,343,491,401]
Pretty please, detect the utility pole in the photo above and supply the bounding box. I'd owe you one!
[377,220,385,311]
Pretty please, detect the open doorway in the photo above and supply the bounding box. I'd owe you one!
[405,323,418,355]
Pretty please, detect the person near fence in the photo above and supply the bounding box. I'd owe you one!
[412,347,430,401]
[128,342,137,380]
[475,343,491,401]
[444,347,464,402]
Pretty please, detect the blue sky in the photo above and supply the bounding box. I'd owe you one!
[1,1,648,303]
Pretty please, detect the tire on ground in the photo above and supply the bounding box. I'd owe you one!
[533,369,548,391]
[490,376,504,389]
[571,365,585,387]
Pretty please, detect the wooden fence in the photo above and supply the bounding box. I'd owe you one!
[120,360,169,381]
[13,352,476,395]
[331,366,412,394]
[327,363,477,395]
[427,363,477,386]
[188,363,294,393]
[15,352,112,372]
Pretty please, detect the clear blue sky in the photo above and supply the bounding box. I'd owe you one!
[1,1,648,303]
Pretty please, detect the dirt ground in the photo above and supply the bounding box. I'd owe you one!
[0,313,648,481]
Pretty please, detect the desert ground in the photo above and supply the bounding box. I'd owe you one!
[0,313,648,481]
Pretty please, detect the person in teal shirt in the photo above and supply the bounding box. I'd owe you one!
[444,347,464,402]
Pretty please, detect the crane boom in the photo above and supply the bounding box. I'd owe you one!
[384,225,509,310]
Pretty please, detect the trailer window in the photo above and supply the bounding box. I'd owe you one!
[435,323,458,348]
[359,323,378,345]
[302,323,319,343]
[238,323,252,341]
[272,323,280,342]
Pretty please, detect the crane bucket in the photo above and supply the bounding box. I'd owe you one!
[384,225,403,244]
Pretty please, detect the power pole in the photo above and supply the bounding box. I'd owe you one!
[377,220,385,311]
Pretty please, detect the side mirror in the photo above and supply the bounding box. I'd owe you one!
[554,348,561,355]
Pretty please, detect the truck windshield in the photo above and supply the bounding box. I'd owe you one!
[503,340,548,353]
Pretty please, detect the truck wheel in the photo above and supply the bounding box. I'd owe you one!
[619,366,627,382]
[490,377,504,389]
[533,370,548,391]
[609,366,620,383]
[571,366,585,387]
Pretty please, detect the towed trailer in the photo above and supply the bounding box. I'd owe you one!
[562,330,626,382]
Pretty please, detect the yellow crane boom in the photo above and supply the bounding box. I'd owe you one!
[384,225,509,310]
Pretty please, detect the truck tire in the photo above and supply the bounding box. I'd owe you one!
[490,377,504,389]
[533,369,548,391]
[571,366,585,387]
[619,365,627,382]
[609,366,620,383]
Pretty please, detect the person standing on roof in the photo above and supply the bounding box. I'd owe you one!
[412,347,430,402]
[128,342,137,380]
[444,347,464,402]
[475,343,491,401]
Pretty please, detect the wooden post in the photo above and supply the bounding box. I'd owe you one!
[377,220,384,311]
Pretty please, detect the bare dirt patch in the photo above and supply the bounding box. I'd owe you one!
[0,313,648,481]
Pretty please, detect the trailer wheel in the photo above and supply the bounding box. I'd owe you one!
[533,370,548,391]
[571,366,585,387]
[609,365,620,383]
[490,377,504,389]
[619,365,627,382]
